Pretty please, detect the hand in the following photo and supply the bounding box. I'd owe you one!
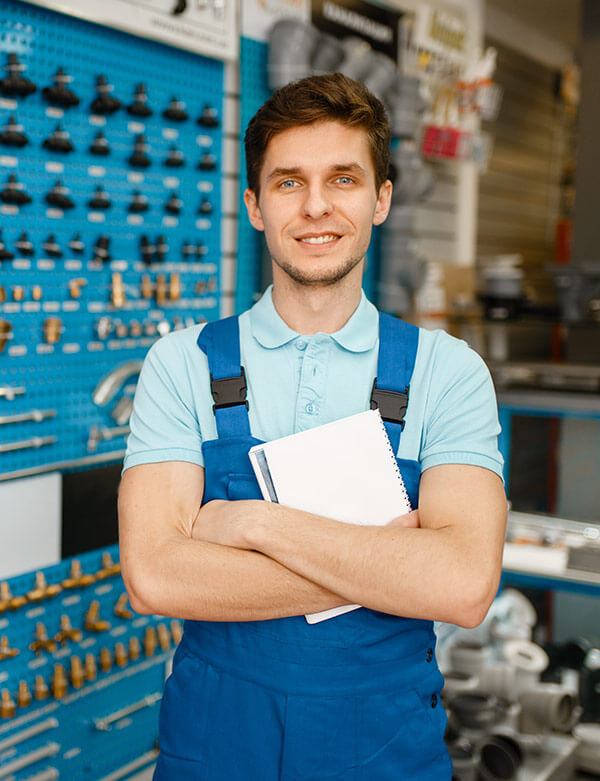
[386,509,420,528]
[191,499,261,549]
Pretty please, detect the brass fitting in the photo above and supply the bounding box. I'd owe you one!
[144,626,157,658]
[194,280,205,296]
[169,273,181,301]
[17,680,31,708]
[68,278,87,299]
[0,286,5,304]
[0,689,15,719]
[84,653,97,682]
[12,285,24,302]
[0,635,19,660]
[114,642,128,667]
[114,593,133,620]
[31,285,42,301]
[157,623,171,651]
[43,317,62,344]
[30,623,57,655]
[155,274,167,306]
[111,272,125,308]
[0,320,12,352]
[27,571,62,602]
[85,601,111,632]
[55,614,83,645]
[34,675,49,701]
[52,664,67,699]
[128,636,141,662]
[70,656,84,689]
[141,274,153,299]
[61,559,95,589]
[99,647,112,673]
[96,552,120,580]
[0,582,25,611]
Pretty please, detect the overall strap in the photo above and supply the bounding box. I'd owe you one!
[371,312,419,454]
[196,316,251,439]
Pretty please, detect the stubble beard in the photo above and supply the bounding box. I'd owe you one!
[271,249,365,288]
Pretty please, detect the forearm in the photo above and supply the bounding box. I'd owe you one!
[249,504,498,627]
[122,534,348,622]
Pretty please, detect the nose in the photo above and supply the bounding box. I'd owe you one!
[301,181,332,220]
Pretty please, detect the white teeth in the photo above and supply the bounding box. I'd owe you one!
[299,234,338,244]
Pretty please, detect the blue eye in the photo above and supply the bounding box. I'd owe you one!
[336,176,354,184]
[280,179,298,189]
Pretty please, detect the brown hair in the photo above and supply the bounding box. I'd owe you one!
[244,72,390,196]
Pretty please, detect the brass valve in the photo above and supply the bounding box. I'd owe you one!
[1,689,15,719]
[61,559,95,589]
[157,623,171,651]
[171,620,183,645]
[114,642,128,667]
[128,635,141,662]
[96,551,120,580]
[17,680,31,708]
[27,571,62,602]
[99,647,112,673]
[0,581,26,611]
[85,653,97,682]
[0,635,19,660]
[52,664,67,699]
[12,285,24,302]
[31,285,42,301]
[111,272,125,308]
[169,273,181,301]
[30,623,57,655]
[70,656,84,689]
[43,316,62,344]
[34,675,49,701]
[144,626,157,658]
[114,593,133,619]
[55,614,83,645]
[68,278,87,299]
[155,274,167,306]
[85,601,111,632]
[141,274,153,299]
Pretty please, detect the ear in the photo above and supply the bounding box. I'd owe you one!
[244,188,264,232]
[373,179,393,226]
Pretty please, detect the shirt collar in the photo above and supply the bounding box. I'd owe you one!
[250,285,378,353]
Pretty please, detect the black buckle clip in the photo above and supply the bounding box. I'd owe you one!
[211,366,248,412]
[370,378,408,429]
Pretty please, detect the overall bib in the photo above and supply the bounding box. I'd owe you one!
[154,314,452,780]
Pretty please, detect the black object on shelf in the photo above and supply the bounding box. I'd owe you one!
[165,145,185,167]
[90,130,110,156]
[198,197,213,215]
[15,231,34,256]
[128,135,151,168]
[88,185,111,210]
[93,235,110,263]
[182,240,196,260]
[0,53,36,97]
[163,97,188,122]
[197,104,219,128]
[127,83,153,117]
[165,192,182,215]
[140,235,155,264]
[1,173,32,205]
[68,233,85,254]
[156,235,168,261]
[0,230,14,261]
[91,75,122,115]
[45,180,75,210]
[197,152,217,171]
[42,234,62,258]
[0,116,28,147]
[129,190,149,213]
[42,67,80,108]
[42,123,74,154]
[171,0,187,15]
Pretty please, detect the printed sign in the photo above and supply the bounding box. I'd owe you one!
[25,0,238,61]
[311,0,401,61]
[411,3,469,64]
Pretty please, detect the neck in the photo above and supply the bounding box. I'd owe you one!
[271,265,364,334]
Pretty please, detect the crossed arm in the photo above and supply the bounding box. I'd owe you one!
[118,459,507,628]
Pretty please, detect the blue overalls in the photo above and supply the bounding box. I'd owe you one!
[154,313,452,780]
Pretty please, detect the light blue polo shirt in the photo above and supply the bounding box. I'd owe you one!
[123,285,503,479]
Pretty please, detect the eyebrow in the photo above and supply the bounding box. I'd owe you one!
[265,162,368,182]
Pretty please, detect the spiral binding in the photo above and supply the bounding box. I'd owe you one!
[373,408,412,510]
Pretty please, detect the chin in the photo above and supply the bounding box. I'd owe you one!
[274,255,364,287]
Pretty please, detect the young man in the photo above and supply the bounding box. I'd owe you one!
[119,73,507,779]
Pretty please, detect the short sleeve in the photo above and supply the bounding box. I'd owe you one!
[419,335,504,480]
[122,330,206,472]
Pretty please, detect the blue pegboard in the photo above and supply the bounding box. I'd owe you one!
[0,0,225,478]
[0,545,178,779]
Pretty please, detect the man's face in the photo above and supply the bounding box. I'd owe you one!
[244,121,392,288]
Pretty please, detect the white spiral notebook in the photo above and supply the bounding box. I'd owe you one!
[248,409,411,623]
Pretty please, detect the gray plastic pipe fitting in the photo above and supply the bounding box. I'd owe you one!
[518,684,578,734]
[268,19,319,90]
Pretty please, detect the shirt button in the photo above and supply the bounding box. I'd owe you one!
[305,403,316,414]
[296,340,307,351]
[426,648,433,662]
[431,694,438,708]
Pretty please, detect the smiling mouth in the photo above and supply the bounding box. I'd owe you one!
[296,233,341,245]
